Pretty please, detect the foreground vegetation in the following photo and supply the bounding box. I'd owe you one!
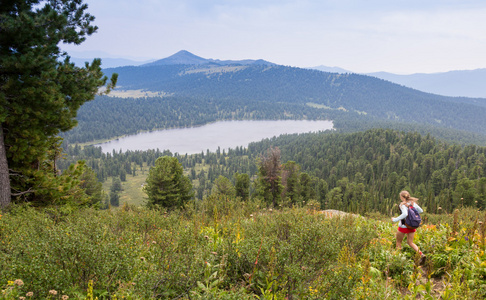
[2,201,486,299]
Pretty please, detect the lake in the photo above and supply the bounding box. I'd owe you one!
[95,120,333,154]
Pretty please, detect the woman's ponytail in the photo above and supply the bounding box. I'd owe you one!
[400,190,418,204]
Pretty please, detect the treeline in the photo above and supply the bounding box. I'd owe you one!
[61,94,486,146]
[60,129,486,215]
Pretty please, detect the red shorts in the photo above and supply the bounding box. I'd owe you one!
[398,227,416,234]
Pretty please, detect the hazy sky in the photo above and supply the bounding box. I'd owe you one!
[62,0,486,74]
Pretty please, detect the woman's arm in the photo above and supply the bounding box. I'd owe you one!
[413,202,424,214]
[392,204,408,223]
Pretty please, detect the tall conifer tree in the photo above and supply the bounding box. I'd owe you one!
[143,156,194,209]
[0,0,117,207]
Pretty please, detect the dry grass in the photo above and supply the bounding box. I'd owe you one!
[107,89,172,98]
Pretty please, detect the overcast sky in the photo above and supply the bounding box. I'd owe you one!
[62,0,486,74]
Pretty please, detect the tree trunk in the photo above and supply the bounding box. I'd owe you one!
[0,123,11,208]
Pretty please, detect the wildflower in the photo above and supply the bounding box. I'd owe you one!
[49,290,58,296]
[26,292,33,297]
[14,279,24,286]
[62,295,69,300]
[250,214,253,217]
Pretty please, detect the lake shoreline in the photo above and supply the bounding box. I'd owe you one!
[95,120,334,155]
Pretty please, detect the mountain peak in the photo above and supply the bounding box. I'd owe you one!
[143,51,275,67]
[145,50,207,66]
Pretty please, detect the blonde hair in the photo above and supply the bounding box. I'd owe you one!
[400,190,418,204]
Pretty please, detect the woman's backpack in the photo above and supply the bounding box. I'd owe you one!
[404,205,422,229]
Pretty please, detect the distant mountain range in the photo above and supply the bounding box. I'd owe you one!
[367,69,486,98]
[70,50,486,98]
[97,50,486,138]
[311,65,486,98]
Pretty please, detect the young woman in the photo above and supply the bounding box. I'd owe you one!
[391,190,426,262]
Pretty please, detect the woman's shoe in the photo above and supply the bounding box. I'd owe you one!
[419,254,427,265]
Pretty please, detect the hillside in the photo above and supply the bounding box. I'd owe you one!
[311,65,486,99]
[51,127,486,297]
[100,61,486,136]
[4,205,486,299]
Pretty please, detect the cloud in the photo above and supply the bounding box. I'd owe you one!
[63,0,486,73]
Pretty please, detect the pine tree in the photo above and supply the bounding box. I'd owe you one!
[281,161,301,204]
[211,175,236,197]
[0,0,117,208]
[143,156,194,209]
[234,172,250,201]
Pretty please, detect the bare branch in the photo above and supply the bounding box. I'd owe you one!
[11,188,35,196]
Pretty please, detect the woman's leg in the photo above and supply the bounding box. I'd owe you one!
[396,230,406,249]
[406,231,419,252]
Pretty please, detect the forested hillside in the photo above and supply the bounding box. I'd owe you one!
[102,64,486,133]
[61,129,486,215]
[61,62,486,147]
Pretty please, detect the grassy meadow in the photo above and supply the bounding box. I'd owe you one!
[2,197,486,299]
[103,166,150,207]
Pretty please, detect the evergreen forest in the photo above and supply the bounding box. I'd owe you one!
[60,128,486,215]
